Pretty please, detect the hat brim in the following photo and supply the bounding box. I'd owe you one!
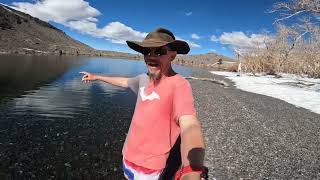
[126,40,190,55]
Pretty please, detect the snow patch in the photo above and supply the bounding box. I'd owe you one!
[211,71,320,114]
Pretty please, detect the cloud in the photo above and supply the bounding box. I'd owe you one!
[176,36,201,48]
[210,35,219,42]
[211,31,273,49]
[11,0,147,44]
[187,41,201,48]
[12,0,100,23]
[98,22,148,44]
[66,21,147,44]
[66,20,99,36]
[185,12,192,16]
[191,33,200,40]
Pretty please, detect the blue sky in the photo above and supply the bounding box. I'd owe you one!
[2,0,283,58]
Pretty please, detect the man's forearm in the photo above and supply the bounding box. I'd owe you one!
[180,118,205,167]
[182,172,201,180]
[94,75,129,88]
[179,116,205,180]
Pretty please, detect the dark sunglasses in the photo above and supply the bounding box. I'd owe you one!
[143,46,171,56]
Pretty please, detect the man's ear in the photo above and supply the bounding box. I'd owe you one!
[170,51,177,61]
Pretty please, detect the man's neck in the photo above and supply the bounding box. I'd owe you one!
[162,66,177,77]
[151,68,177,85]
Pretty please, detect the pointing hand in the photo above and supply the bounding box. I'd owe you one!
[79,71,96,83]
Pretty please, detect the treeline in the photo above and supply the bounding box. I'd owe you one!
[241,0,320,78]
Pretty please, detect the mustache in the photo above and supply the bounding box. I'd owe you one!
[145,61,160,67]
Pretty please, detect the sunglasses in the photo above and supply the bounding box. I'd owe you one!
[143,46,171,56]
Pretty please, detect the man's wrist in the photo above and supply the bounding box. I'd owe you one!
[175,165,204,180]
[93,74,98,81]
[181,171,201,180]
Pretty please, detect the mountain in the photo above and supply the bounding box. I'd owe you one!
[0,4,98,55]
[0,4,144,59]
[175,53,236,69]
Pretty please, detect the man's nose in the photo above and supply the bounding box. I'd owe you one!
[146,55,160,61]
[149,49,158,56]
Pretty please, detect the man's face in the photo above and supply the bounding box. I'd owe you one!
[144,46,176,80]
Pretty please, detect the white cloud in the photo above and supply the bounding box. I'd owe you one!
[177,36,201,48]
[11,0,147,44]
[12,0,100,23]
[98,22,147,44]
[191,33,200,40]
[210,35,219,42]
[187,41,201,48]
[65,21,147,44]
[66,20,99,36]
[211,31,273,49]
[185,12,192,16]
[209,49,216,52]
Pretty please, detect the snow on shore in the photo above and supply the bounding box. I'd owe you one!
[210,71,320,115]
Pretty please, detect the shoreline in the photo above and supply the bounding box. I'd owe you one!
[0,52,236,70]
[0,51,142,60]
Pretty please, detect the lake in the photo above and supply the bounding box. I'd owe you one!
[0,55,193,179]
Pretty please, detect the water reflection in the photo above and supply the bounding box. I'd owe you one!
[1,56,192,120]
[0,55,84,103]
[12,80,89,118]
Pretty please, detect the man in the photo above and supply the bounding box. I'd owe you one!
[80,28,206,180]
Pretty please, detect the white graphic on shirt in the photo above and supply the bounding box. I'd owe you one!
[139,87,160,101]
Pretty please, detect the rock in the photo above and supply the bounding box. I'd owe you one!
[64,163,71,168]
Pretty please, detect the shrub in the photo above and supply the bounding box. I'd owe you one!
[241,23,320,78]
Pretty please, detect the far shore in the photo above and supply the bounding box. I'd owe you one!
[0,51,237,71]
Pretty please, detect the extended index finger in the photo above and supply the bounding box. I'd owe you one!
[79,71,88,75]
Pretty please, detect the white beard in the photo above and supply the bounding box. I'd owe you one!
[147,71,161,80]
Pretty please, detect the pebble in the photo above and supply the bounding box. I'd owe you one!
[64,163,71,168]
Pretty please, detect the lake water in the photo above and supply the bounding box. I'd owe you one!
[0,55,193,179]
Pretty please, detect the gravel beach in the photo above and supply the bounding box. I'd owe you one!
[190,68,320,179]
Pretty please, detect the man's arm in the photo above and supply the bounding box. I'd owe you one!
[80,71,129,88]
[179,115,205,180]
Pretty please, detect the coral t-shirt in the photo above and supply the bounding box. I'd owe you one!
[122,73,196,170]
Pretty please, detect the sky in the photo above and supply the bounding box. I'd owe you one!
[1,0,284,58]
[211,71,320,115]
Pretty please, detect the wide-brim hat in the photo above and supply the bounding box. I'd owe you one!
[126,28,190,55]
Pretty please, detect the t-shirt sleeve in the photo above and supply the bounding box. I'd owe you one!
[172,80,196,124]
[127,74,141,94]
